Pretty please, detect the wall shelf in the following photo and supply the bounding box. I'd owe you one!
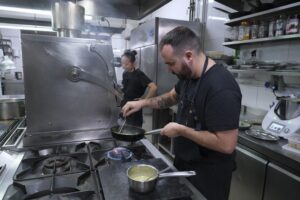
[225,2,300,26]
[227,68,300,77]
[223,34,300,49]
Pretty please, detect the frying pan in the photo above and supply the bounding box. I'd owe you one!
[111,125,162,142]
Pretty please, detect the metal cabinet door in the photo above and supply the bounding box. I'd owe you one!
[140,44,157,83]
[229,145,267,200]
[264,162,300,200]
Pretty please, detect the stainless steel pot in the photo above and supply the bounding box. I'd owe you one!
[275,97,300,120]
[0,98,25,120]
[127,164,196,193]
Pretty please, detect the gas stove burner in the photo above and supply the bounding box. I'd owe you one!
[42,156,71,175]
[107,147,133,161]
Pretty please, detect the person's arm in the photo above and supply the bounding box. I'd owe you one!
[122,88,178,117]
[144,82,157,99]
[161,122,238,154]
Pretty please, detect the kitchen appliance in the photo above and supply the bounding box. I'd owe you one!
[262,97,300,137]
[2,137,204,199]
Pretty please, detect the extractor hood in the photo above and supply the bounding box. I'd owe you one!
[0,0,172,20]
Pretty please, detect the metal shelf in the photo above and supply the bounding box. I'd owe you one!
[225,2,300,26]
[223,34,300,49]
[228,68,300,77]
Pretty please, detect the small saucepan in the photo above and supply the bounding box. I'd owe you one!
[127,164,196,193]
[111,125,162,142]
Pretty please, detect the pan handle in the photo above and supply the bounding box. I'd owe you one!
[159,171,196,178]
[144,128,162,135]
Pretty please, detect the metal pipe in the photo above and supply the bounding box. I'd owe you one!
[189,0,196,21]
[51,1,85,38]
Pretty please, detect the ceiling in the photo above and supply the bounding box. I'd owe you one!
[0,0,172,34]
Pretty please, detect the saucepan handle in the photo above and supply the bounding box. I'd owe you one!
[159,171,196,178]
[145,128,162,135]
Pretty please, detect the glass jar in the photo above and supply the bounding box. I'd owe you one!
[239,21,250,40]
[286,14,299,34]
[268,18,276,37]
[275,15,286,36]
[251,21,259,39]
[258,21,268,38]
[225,26,238,41]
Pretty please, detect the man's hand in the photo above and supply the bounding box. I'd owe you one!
[161,122,184,138]
[122,100,144,117]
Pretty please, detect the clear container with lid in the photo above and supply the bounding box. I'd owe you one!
[285,133,300,151]
[258,21,269,38]
[251,21,259,39]
[275,14,286,36]
[268,17,276,37]
[239,21,250,40]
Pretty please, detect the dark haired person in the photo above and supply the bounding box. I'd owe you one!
[122,27,241,200]
[120,49,157,127]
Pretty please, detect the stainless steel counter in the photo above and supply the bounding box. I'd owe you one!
[238,130,300,174]
[0,150,24,200]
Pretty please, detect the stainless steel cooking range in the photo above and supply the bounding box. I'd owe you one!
[1,136,204,200]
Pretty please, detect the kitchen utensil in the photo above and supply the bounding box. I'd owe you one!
[118,118,126,134]
[111,125,162,142]
[127,164,196,193]
[0,97,25,120]
[245,129,280,141]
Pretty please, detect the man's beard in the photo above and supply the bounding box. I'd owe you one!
[173,61,192,80]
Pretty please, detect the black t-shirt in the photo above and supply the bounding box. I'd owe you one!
[122,69,152,102]
[174,64,242,162]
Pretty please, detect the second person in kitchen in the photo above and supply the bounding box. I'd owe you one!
[120,49,157,127]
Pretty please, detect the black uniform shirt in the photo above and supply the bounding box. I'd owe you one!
[122,69,152,103]
[175,64,242,162]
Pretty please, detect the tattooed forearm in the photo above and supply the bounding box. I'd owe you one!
[146,90,178,109]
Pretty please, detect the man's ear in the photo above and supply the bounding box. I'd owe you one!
[184,50,193,62]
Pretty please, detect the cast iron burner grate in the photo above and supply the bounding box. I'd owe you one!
[14,153,91,181]
[42,156,71,175]
[3,171,102,200]
[24,142,88,158]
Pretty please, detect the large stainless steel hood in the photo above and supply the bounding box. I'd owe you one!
[0,0,172,20]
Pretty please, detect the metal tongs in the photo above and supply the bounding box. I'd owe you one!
[118,117,126,134]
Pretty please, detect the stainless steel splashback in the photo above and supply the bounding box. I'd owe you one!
[22,34,120,146]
